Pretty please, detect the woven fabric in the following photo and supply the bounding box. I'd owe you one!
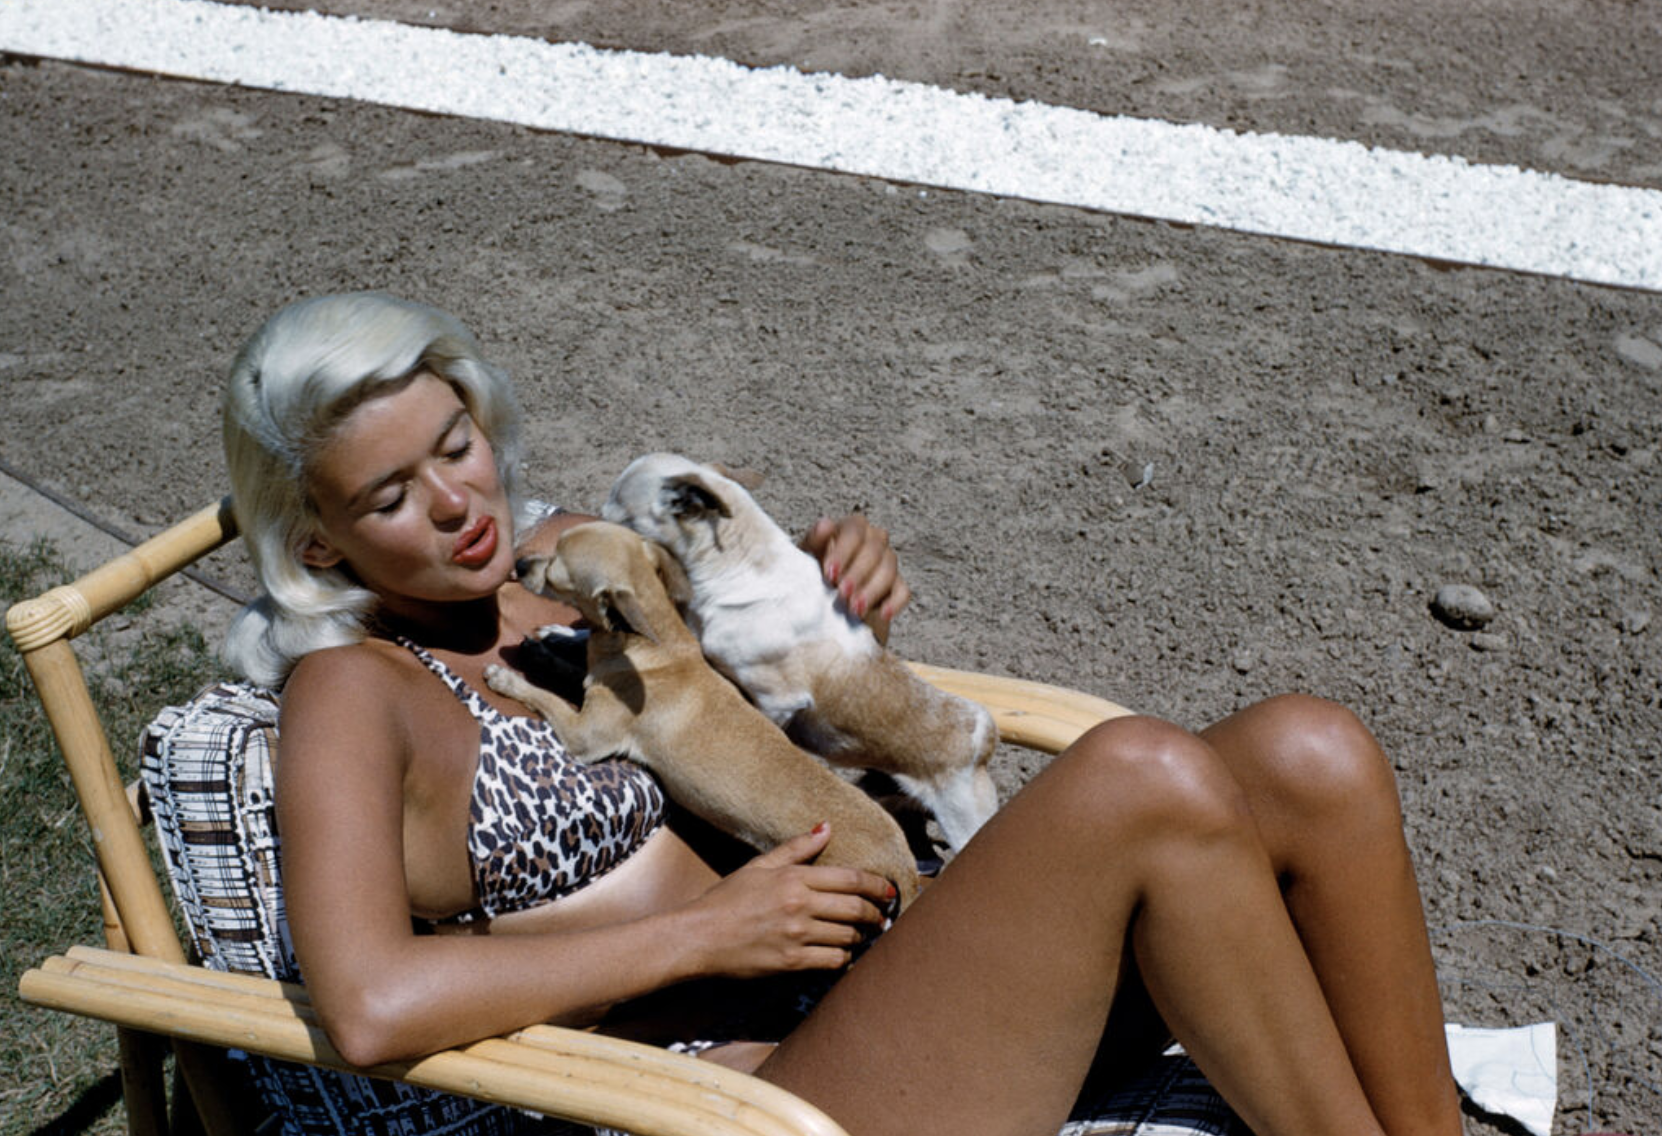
[140,681,578,1136]
[1063,1050,1244,1135]
[141,682,289,976]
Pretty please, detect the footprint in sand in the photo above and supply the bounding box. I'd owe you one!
[576,169,628,212]
[1614,331,1662,371]
[292,141,351,180]
[377,150,500,182]
[726,241,817,266]
[925,227,973,266]
[1092,263,1181,302]
[170,108,263,153]
[1153,63,1288,98]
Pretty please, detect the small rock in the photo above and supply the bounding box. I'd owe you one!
[1621,609,1651,635]
[1469,631,1507,652]
[1431,583,1495,630]
[1229,648,1257,674]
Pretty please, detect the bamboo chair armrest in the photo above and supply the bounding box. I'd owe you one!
[907,661,1132,753]
[20,947,848,1136]
[6,498,238,651]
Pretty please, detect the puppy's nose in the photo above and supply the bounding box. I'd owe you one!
[514,557,538,581]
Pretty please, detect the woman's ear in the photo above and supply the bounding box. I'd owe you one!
[299,535,343,570]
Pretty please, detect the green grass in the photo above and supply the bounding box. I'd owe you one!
[1,538,221,1136]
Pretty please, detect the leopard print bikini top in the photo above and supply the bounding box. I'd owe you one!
[400,639,667,919]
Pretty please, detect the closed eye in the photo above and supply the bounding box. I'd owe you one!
[441,419,474,462]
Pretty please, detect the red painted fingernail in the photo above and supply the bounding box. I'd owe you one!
[812,821,828,835]
[886,883,897,900]
[854,595,869,617]
[826,561,840,584]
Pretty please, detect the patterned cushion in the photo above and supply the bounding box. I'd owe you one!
[141,682,288,977]
[140,681,570,1136]
[1063,1049,1244,1135]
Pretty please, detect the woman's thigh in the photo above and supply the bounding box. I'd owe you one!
[755,717,1262,1136]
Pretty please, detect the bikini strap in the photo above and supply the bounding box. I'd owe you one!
[395,636,497,722]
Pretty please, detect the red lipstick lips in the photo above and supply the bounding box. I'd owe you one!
[452,517,498,568]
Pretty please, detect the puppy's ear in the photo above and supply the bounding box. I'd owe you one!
[711,462,765,491]
[648,542,693,608]
[601,584,660,645]
[514,555,551,595]
[664,475,731,519]
[570,591,613,632]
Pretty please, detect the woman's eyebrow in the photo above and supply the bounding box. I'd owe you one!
[345,408,470,509]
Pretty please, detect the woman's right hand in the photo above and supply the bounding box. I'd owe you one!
[681,825,894,979]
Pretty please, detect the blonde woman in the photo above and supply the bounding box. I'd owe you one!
[223,292,1463,1136]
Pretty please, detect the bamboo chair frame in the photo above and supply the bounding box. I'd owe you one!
[9,498,1132,1136]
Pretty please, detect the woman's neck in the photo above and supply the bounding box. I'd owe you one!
[369,594,509,656]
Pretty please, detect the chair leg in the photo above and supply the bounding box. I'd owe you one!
[172,1039,264,1136]
[168,1058,205,1136]
[117,1027,171,1136]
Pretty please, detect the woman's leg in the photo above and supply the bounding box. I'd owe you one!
[758,715,1387,1136]
[1200,694,1464,1136]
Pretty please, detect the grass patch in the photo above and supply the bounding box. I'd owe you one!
[1,538,221,1136]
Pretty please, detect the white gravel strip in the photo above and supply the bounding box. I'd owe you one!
[5,0,1660,292]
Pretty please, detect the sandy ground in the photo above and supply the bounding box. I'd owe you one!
[2,3,1659,1132]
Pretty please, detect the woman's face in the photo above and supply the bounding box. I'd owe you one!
[301,372,514,612]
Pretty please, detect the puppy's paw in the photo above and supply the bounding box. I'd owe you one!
[482,663,530,699]
[533,623,587,643]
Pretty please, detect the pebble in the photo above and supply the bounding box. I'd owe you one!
[1470,631,1507,652]
[1621,609,1651,635]
[1431,583,1495,630]
[1229,647,1257,674]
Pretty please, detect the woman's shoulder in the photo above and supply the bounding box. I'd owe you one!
[288,636,417,685]
[275,639,455,790]
[281,639,426,732]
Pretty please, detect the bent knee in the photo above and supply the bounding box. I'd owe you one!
[1055,715,1254,842]
[1231,693,1403,827]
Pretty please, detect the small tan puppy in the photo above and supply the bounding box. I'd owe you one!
[485,521,920,907]
[602,453,999,852]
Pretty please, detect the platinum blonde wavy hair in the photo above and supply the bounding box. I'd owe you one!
[222,292,530,687]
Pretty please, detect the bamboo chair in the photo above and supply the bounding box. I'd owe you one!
[8,498,1132,1136]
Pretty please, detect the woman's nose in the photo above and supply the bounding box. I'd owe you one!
[426,468,469,521]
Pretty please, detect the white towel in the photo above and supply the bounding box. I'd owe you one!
[1445,1022,1557,1136]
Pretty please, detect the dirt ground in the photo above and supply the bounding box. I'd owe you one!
[2,2,1659,1132]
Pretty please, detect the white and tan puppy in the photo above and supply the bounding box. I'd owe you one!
[601,453,999,851]
[486,521,920,906]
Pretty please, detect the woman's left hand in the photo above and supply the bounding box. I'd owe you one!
[801,513,912,642]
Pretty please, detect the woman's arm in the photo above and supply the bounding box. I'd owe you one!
[277,649,890,1066]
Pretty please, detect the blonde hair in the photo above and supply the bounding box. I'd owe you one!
[222,293,529,686]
